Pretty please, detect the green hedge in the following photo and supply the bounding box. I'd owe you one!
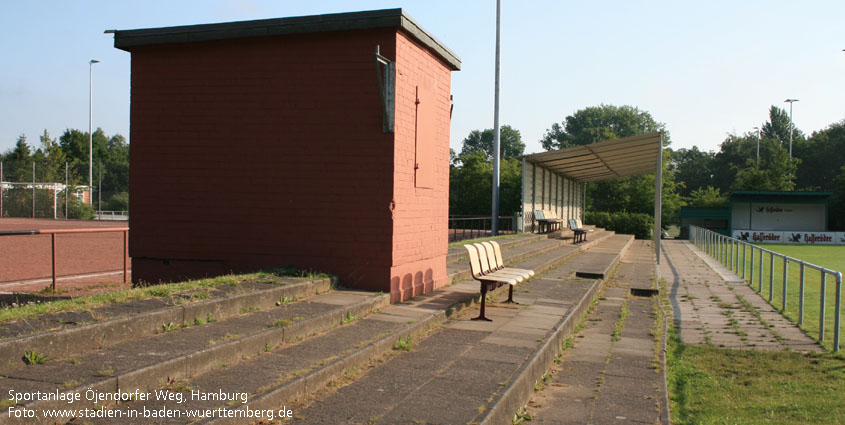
[585,211,653,239]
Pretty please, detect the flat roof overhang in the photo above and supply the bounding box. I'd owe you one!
[521,132,664,262]
[522,133,662,183]
[110,8,461,71]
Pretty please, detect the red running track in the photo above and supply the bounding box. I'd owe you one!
[0,219,129,290]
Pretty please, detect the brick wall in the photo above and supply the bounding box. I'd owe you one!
[388,31,452,301]
[129,29,399,288]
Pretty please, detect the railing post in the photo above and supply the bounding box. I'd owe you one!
[51,233,57,292]
[799,262,805,325]
[758,247,763,292]
[782,258,788,312]
[734,240,739,272]
[742,243,746,279]
[749,247,754,285]
[820,271,827,342]
[123,230,128,283]
[835,272,841,352]
[769,253,775,301]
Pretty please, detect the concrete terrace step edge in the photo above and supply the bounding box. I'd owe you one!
[445,233,548,264]
[0,292,390,425]
[448,230,616,283]
[477,236,634,425]
[201,281,523,424]
[575,235,636,279]
[0,278,332,374]
[203,305,457,425]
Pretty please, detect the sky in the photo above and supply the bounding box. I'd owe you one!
[1,1,844,157]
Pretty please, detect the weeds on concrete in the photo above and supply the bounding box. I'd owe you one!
[735,294,787,347]
[276,295,294,306]
[22,349,47,365]
[394,336,413,351]
[342,312,361,324]
[512,406,533,424]
[60,380,80,390]
[97,368,114,377]
[612,300,629,342]
[164,376,193,392]
[270,319,291,328]
[240,306,260,314]
[0,268,323,323]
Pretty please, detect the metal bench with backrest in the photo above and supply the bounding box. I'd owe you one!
[534,210,562,233]
[481,241,534,303]
[464,243,533,321]
[568,218,593,243]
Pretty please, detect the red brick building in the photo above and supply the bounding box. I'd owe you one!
[113,9,460,301]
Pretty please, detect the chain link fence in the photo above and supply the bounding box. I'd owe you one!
[0,160,128,220]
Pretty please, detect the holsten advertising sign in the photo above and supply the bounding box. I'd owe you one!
[732,230,845,245]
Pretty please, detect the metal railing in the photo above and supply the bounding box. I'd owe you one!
[689,225,842,351]
[0,227,129,291]
[95,210,129,221]
[448,215,516,242]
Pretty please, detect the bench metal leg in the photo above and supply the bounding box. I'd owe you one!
[504,285,518,304]
[472,282,493,321]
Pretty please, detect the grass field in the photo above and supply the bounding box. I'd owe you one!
[702,241,845,351]
[668,334,845,425]
[660,273,845,425]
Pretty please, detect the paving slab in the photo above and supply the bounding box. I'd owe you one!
[527,240,666,425]
[286,235,635,425]
[660,240,821,352]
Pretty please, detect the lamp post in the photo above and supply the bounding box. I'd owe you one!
[490,0,501,236]
[89,59,99,206]
[752,126,761,167]
[784,98,798,162]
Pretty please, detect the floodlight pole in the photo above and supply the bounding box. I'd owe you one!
[752,126,760,167]
[784,99,798,162]
[89,59,99,206]
[491,0,502,236]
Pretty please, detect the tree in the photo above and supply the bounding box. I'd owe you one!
[540,104,665,150]
[672,146,715,197]
[686,186,727,208]
[542,104,681,227]
[762,105,803,144]
[794,119,845,191]
[829,166,845,230]
[459,125,525,161]
[1,135,33,181]
[449,151,522,217]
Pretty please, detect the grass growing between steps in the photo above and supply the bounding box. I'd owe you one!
[667,314,845,424]
[0,267,327,323]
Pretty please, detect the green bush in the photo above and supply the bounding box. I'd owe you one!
[585,211,653,239]
[106,191,129,212]
[67,195,94,219]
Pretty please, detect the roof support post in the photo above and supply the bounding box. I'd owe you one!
[655,131,664,264]
[521,157,526,232]
[531,163,536,233]
[582,181,587,221]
